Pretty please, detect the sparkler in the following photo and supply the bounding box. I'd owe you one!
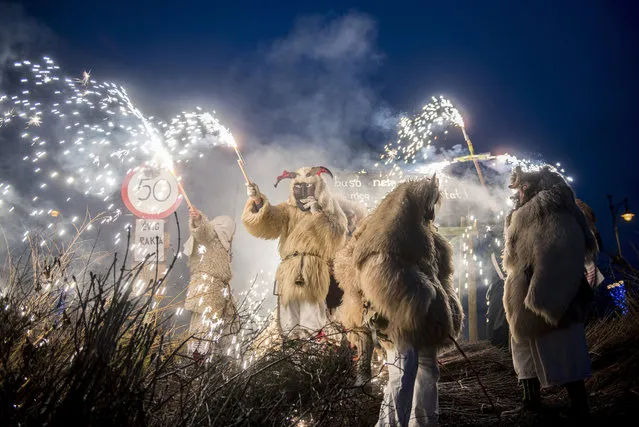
[234,144,251,184]
[194,110,250,183]
[382,96,487,185]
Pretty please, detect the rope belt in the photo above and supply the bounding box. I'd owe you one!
[279,251,330,288]
[281,251,327,263]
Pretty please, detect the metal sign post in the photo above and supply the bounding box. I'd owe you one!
[122,166,183,324]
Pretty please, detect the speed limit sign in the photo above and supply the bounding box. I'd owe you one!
[121,167,183,219]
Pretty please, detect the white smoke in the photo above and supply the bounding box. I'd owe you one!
[0,3,56,72]
[167,12,399,310]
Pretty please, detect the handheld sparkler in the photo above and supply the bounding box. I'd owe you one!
[233,143,251,184]
[168,166,193,210]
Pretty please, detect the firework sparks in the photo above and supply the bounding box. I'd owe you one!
[27,114,42,127]
[381,96,465,168]
[0,57,236,245]
[76,70,91,87]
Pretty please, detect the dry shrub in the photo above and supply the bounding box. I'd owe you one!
[0,216,382,427]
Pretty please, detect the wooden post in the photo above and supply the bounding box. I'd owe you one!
[467,218,479,343]
[136,219,168,326]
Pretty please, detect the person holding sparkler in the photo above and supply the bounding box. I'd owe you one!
[183,206,237,355]
[242,166,348,340]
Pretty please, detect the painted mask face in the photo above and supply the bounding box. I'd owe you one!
[274,166,334,211]
[293,182,316,211]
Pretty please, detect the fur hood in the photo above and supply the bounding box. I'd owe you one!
[334,178,463,350]
[503,171,598,342]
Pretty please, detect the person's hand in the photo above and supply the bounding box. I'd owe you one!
[189,207,201,220]
[302,196,320,214]
[246,182,262,201]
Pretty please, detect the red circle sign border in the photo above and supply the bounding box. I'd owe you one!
[121,168,183,219]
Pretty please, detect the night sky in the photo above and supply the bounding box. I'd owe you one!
[7,0,639,258]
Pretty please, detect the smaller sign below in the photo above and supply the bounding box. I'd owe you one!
[134,218,165,262]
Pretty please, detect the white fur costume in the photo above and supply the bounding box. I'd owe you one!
[243,166,348,339]
[183,213,236,354]
[503,167,597,387]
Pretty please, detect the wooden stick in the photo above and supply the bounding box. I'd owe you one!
[237,159,250,184]
[176,179,193,210]
[461,126,487,188]
[448,333,500,419]
[168,165,193,210]
[233,144,251,184]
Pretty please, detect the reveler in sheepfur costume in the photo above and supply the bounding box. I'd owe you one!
[183,207,237,354]
[576,199,604,288]
[334,176,463,427]
[502,166,598,420]
[326,194,369,315]
[330,195,373,386]
[243,166,348,339]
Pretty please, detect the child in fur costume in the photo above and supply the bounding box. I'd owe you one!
[243,166,348,340]
[184,207,237,354]
[502,167,598,419]
[334,176,463,426]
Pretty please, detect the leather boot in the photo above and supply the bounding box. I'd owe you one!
[501,377,542,417]
[564,380,589,420]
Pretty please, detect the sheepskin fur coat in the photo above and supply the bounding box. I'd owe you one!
[503,168,598,342]
[184,213,235,316]
[334,177,463,351]
[242,170,348,307]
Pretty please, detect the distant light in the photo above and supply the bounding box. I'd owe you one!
[621,212,634,222]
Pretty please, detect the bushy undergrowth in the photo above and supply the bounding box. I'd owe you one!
[3,216,638,426]
[0,219,380,427]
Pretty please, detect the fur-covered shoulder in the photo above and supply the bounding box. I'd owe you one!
[333,194,368,222]
[504,180,596,341]
[242,195,290,240]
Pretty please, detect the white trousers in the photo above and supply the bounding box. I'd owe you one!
[278,299,328,339]
[511,322,591,387]
[377,346,440,427]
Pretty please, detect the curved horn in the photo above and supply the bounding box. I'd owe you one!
[430,173,439,187]
[508,166,522,189]
[308,166,334,179]
[274,170,298,188]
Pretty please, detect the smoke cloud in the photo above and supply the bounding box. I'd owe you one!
[0,8,528,322]
[176,12,399,308]
[0,3,56,73]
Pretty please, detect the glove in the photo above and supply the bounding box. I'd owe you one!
[246,182,261,200]
[302,196,321,214]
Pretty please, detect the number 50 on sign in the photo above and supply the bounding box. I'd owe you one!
[121,167,183,219]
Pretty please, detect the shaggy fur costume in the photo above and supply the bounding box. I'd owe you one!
[503,167,598,342]
[184,213,235,317]
[242,166,348,307]
[334,177,463,351]
[333,195,368,233]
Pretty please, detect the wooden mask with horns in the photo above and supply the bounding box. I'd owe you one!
[274,166,335,212]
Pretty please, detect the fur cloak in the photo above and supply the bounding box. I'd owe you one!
[242,167,348,306]
[503,173,598,342]
[334,178,463,351]
[184,214,235,317]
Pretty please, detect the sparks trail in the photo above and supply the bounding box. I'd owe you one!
[0,57,236,247]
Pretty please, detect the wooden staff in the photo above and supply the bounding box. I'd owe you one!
[233,144,251,184]
[177,179,193,210]
[461,126,487,188]
[169,166,193,210]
